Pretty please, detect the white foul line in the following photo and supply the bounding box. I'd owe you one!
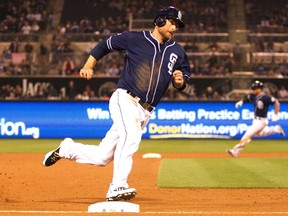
[1,210,288,215]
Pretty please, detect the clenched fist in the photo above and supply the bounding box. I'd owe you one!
[172,70,184,89]
[80,68,94,80]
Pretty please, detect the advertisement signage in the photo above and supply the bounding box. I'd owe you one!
[0,101,287,139]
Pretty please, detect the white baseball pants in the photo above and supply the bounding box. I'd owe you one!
[59,88,152,192]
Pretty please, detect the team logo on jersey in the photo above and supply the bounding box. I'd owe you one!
[257,100,264,109]
[168,53,178,74]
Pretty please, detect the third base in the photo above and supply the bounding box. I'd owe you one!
[88,201,140,213]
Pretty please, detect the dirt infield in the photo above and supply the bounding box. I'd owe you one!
[1,152,288,216]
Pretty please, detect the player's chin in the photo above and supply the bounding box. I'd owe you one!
[164,33,173,40]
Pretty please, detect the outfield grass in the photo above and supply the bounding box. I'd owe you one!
[158,158,288,188]
[1,139,287,188]
[0,138,287,153]
[0,138,288,153]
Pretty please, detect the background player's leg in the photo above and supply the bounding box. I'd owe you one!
[228,119,266,156]
[256,125,285,137]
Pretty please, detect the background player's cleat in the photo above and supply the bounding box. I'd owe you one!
[106,187,137,201]
[42,147,61,166]
[276,125,285,136]
[226,149,238,157]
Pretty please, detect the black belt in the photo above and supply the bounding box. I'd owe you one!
[255,116,266,120]
[126,90,154,112]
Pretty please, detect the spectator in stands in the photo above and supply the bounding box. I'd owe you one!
[223,53,234,74]
[89,90,98,100]
[0,66,5,77]
[23,40,34,64]
[14,84,22,98]
[61,57,75,76]
[80,90,90,100]
[232,40,243,70]
[62,38,74,53]
[265,40,274,52]
[277,85,288,99]
[9,37,19,53]
[67,80,78,99]
[83,38,97,59]
[107,64,120,76]
[21,21,32,34]
[70,21,79,33]
[3,15,18,33]
[205,86,214,99]
[34,85,46,99]
[220,92,230,101]
[257,63,267,75]
[19,58,31,75]
[4,61,16,75]
[39,42,49,66]
[273,67,284,78]
[207,51,219,69]
[14,64,23,75]
[254,39,265,52]
[199,63,210,75]
[184,42,199,52]
[1,47,12,63]
[212,91,221,100]
[47,84,59,99]
[31,20,40,32]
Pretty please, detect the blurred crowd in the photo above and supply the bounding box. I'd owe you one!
[1,0,288,100]
[1,79,288,102]
[0,0,53,34]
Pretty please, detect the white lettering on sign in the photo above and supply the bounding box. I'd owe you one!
[0,118,40,139]
[87,108,110,119]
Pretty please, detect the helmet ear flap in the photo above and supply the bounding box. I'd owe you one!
[155,16,166,27]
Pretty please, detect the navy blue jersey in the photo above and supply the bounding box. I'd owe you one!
[90,31,190,106]
[244,93,277,118]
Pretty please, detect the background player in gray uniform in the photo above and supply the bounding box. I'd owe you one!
[43,6,190,201]
[227,80,285,157]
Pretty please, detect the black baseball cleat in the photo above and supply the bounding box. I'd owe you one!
[106,187,137,201]
[42,147,61,166]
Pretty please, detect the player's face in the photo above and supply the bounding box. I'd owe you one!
[159,19,178,41]
[253,88,262,95]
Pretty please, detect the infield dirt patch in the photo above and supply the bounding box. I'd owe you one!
[1,152,288,216]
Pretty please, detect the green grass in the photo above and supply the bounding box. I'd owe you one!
[0,138,288,153]
[1,139,288,188]
[138,139,288,153]
[157,158,288,188]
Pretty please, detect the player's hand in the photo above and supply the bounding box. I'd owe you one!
[172,70,184,88]
[235,100,243,109]
[272,113,278,122]
[80,68,94,80]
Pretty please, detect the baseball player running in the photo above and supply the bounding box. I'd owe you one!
[43,6,190,201]
[227,80,285,157]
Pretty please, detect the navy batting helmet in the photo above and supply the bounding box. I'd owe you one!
[153,6,185,28]
[251,80,264,90]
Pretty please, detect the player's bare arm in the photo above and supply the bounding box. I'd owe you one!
[172,70,185,89]
[272,99,280,121]
[80,55,97,80]
[274,100,280,115]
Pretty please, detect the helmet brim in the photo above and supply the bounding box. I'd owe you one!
[167,16,185,28]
